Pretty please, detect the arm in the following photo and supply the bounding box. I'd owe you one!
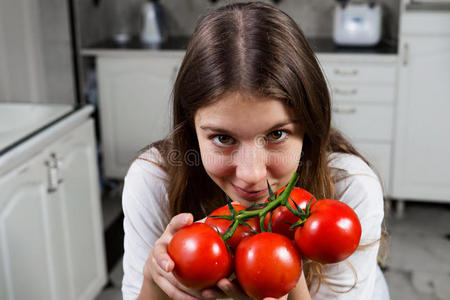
[309,166,385,299]
[288,272,311,300]
[122,156,204,300]
[138,214,203,300]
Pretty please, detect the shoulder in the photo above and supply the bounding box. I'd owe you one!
[123,147,169,213]
[127,147,168,180]
[327,152,384,234]
[328,152,382,200]
[125,147,169,190]
[328,152,378,180]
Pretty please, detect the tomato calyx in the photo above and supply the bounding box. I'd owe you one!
[221,172,300,241]
[288,196,315,229]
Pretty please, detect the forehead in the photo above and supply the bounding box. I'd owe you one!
[194,92,297,133]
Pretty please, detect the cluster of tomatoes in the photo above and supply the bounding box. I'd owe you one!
[167,175,362,299]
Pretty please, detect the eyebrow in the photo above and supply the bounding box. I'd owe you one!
[199,120,297,135]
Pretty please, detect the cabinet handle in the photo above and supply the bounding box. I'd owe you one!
[332,107,357,114]
[334,69,359,76]
[403,43,409,66]
[333,88,358,96]
[45,160,59,193]
[46,153,64,193]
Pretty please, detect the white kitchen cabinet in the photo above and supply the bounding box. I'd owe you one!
[97,52,184,178]
[317,54,398,193]
[0,152,54,300]
[0,118,107,300]
[391,11,450,202]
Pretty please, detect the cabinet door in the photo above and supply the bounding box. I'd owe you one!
[0,154,56,300]
[97,54,184,178]
[47,119,107,300]
[332,103,394,142]
[392,36,450,201]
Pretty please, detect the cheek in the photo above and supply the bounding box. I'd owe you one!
[198,143,233,178]
[267,146,303,178]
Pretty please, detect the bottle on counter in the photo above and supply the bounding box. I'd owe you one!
[140,0,165,45]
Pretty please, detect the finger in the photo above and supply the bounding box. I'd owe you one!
[165,213,194,236]
[156,275,203,300]
[216,278,252,300]
[152,237,177,272]
[152,250,173,273]
[201,287,227,299]
[154,213,194,271]
[151,256,207,299]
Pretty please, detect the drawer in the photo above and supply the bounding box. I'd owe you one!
[402,12,450,35]
[332,103,394,142]
[354,142,392,192]
[322,63,396,84]
[328,82,395,104]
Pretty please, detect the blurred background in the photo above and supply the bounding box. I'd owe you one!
[0,0,449,299]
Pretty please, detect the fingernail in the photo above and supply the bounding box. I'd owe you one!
[161,260,170,272]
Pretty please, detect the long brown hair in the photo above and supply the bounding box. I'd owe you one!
[152,1,337,218]
[142,1,387,289]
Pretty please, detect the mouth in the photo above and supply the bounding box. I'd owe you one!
[231,183,268,200]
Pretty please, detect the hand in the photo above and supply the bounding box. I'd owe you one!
[143,213,206,300]
[201,278,289,300]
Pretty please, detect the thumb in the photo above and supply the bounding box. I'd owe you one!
[166,213,193,236]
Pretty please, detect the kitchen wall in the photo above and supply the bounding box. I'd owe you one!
[38,0,75,104]
[75,0,145,47]
[0,0,75,104]
[76,0,400,47]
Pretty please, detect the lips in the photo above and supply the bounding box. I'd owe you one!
[232,183,268,200]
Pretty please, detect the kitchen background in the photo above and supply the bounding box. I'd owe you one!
[0,0,449,300]
[75,0,399,45]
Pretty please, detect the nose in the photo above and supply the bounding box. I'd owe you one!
[233,143,267,187]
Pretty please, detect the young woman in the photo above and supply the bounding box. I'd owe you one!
[121,2,389,300]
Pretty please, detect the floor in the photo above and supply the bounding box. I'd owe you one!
[95,196,450,300]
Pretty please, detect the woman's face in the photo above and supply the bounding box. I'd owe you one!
[194,92,304,207]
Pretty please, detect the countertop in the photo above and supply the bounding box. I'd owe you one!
[81,35,398,56]
[0,105,94,175]
[0,103,75,155]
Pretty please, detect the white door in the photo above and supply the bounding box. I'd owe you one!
[392,36,450,201]
[97,53,184,178]
[48,120,107,300]
[0,153,56,300]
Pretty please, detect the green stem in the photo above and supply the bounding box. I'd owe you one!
[222,219,240,241]
[223,172,299,239]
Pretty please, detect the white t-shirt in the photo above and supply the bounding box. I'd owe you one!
[121,147,388,300]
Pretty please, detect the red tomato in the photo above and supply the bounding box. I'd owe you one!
[235,232,302,300]
[205,203,260,249]
[264,187,317,239]
[167,223,233,289]
[294,199,362,264]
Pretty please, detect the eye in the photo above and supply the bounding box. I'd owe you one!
[213,135,234,146]
[268,130,287,142]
